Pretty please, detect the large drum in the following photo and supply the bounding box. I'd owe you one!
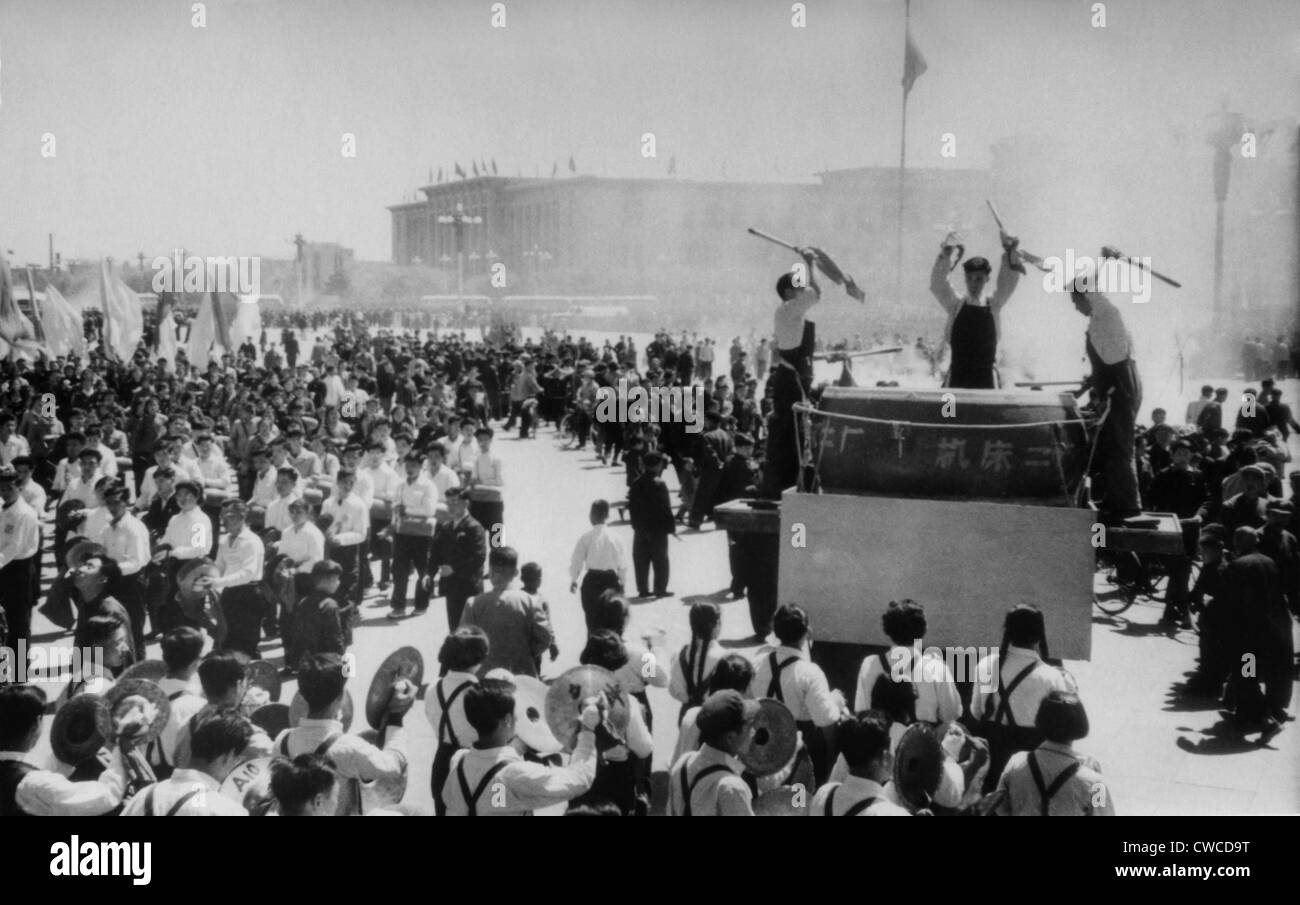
[812,387,1089,504]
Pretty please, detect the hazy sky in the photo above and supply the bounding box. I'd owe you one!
[2,0,1297,263]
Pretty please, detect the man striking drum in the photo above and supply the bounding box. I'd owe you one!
[929,229,1022,388]
[761,248,821,498]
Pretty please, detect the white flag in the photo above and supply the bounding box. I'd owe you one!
[39,282,87,357]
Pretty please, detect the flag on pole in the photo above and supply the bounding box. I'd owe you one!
[472,161,480,177]
[491,158,498,175]
[155,291,178,363]
[24,268,47,346]
[187,291,232,369]
[227,291,260,351]
[902,28,927,96]
[552,161,558,178]
[98,259,143,362]
[0,255,41,360]
[39,281,85,357]
[455,162,466,179]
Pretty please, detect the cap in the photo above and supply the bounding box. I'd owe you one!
[173,480,203,498]
[962,256,991,275]
[696,690,760,737]
[0,465,16,483]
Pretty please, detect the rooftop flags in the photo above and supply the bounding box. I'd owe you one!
[455,162,466,179]
[39,281,85,358]
[491,158,498,176]
[187,291,232,369]
[24,267,47,346]
[98,259,144,362]
[0,254,41,360]
[472,160,480,177]
[437,166,444,183]
[155,290,178,364]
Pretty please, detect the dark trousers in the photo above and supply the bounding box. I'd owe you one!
[221,585,264,659]
[761,366,805,499]
[431,743,460,816]
[332,543,363,608]
[444,576,479,629]
[469,499,503,536]
[632,532,669,596]
[0,558,36,647]
[689,469,722,527]
[391,535,431,612]
[580,570,623,630]
[364,520,392,587]
[505,399,521,429]
[1094,360,1143,517]
[115,572,148,659]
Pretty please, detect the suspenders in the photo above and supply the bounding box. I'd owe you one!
[766,653,799,702]
[456,758,511,816]
[677,760,734,817]
[681,645,707,707]
[148,690,190,772]
[984,661,1040,727]
[143,786,204,817]
[1027,752,1082,816]
[279,730,358,814]
[437,680,475,748]
[821,783,879,817]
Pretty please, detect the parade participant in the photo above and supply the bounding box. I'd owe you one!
[520,561,560,669]
[426,627,488,814]
[62,447,105,508]
[761,249,821,498]
[1203,463,1270,533]
[994,691,1115,816]
[1220,527,1291,740]
[668,689,758,817]
[173,650,274,766]
[94,482,152,657]
[289,560,350,663]
[202,500,266,659]
[929,229,1022,389]
[669,602,723,724]
[427,486,487,627]
[570,630,655,816]
[748,603,845,785]
[1069,267,1143,521]
[271,754,340,817]
[460,547,552,679]
[423,440,460,500]
[569,499,628,631]
[145,627,207,780]
[671,653,754,767]
[277,497,327,596]
[10,455,46,512]
[1148,440,1207,626]
[810,711,911,817]
[320,469,368,610]
[388,452,440,619]
[1259,499,1299,616]
[363,440,401,591]
[627,451,675,598]
[687,410,733,529]
[125,709,254,816]
[161,480,215,577]
[264,466,303,536]
[273,653,412,816]
[141,466,180,536]
[467,426,504,532]
[0,465,41,647]
[0,685,128,816]
[1186,385,1214,426]
[970,604,1076,789]
[854,599,961,724]
[1185,527,1232,697]
[443,678,599,816]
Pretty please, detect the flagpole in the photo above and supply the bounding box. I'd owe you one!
[896,0,910,308]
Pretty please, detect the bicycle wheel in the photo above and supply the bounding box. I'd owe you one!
[559,415,577,447]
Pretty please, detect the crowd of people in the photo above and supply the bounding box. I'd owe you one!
[0,288,1296,817]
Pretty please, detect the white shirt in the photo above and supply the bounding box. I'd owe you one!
[121,768,247,816]
[61,470,103,508]
[443,732,597,816]
[265,493,301,534]
[854,645,962,724]
[1085,293,1134,365]
[774,286,820,350]
[147,677,206,775]
[213,528,265,589]
[810,775,912,817]
[395,475,438,518]
[0,496,41,567]
[0,749,126,816]
[569,524,629,585]
[349,468,375,508]
[163,508,214,561]
[195,451,232,489]
[95,511,152,576]
[425,463,460,500]
[668,640,724,705]
[277,521,326,573]
[446,437,478,473]
[748,645,842,727]
[363,463,401,503]
[18,479,46,512]
[249,468,279,507]
[139,460,203,508]
[0,433,31,466]
[968,645,1076,728]
[321,492,368,547]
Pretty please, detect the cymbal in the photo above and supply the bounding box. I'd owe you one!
[511,675,562,755]
[95,679,171,747]
[246,660,282,704]
[358,728,409,807]
[365,647,424,731]
[249,703,291,739]
[219,757,277,816]
[544,665,629,752]
[176,559,220,600]
[739,698,797,777]
[893,722,945,812]
[51,693,105,766]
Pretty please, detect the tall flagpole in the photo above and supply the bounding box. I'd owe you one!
[896,0,910,307]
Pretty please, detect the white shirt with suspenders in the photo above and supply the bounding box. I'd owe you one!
[668,743,753,816]
[442,730,597,816]
[425,672,479,752]
[748,646,841,727]
[121,769,247,816]
[273,718,407,816]
[968,646,1075,730]
[810,775,911,817]
[145,677,206,780]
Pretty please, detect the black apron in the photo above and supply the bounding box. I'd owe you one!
[947,303,997,389]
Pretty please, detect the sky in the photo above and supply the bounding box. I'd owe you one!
[1,0,1298,263]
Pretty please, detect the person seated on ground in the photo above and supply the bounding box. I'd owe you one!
[441,678,600,816]
[270,753,339,817]
[811,710,912,817]
[993,690,1116,816]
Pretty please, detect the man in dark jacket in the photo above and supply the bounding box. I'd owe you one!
[428,487,488,629]
[289,560,349,667]
[1221,527,1292,740]
[627,452,676,598]
[688,410,733,529]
